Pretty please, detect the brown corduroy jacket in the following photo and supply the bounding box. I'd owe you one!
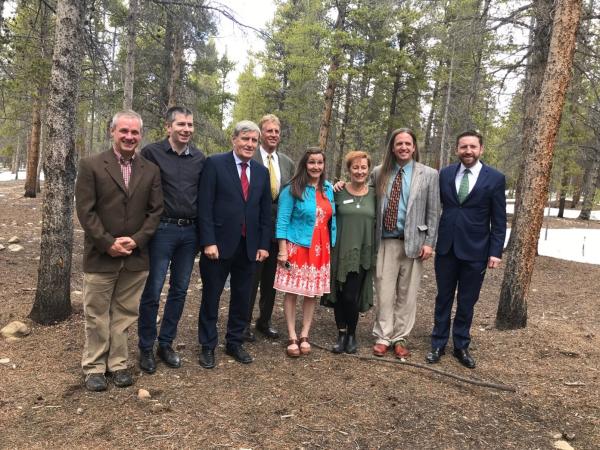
[75,149,163,272]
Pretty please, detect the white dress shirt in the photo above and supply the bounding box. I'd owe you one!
[455,160,482,196]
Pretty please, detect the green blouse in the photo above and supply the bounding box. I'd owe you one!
[326,186,376,312]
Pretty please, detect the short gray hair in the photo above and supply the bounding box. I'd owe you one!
[232,120,260,138]
[110,110,143,131]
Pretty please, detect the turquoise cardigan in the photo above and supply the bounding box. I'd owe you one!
[276,182,337,248]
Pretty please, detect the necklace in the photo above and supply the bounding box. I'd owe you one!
[348,183,368,209]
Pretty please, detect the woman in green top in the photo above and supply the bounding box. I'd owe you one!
[328,151,376,353]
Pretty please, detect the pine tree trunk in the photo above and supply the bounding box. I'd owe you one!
[496,0,582,330]
[29,0,86,324]
[24,96,42,197]
[318,2,346,151]
[166,28,184,108]
[578,152,599,220]
[336,54,355,181]
[122,0,138,110]
[557,165,569,217]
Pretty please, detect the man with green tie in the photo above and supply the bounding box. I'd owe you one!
[245,114,295,341]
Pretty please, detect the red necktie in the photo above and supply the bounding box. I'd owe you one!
[240,162,249,201]
[383,168,403,232]
[240,162,249,236]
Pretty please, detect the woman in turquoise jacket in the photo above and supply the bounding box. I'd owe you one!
[274,147,336,357]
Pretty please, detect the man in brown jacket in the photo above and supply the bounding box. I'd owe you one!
[75,110,163,392]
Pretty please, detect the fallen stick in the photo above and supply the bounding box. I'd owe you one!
[311,342,517,393]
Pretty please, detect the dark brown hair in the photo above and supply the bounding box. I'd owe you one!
[455,130,483,147]
[289,147,326,200]
[376,128,419,197]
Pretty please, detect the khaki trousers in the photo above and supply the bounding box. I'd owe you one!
[81,267,148,374]
[373,239,423,345]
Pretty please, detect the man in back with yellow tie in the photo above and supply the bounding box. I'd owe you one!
[245,114,295,342]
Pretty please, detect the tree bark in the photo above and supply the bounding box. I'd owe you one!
[557,165,569,217]
[122,0,139,110]
[29,0,86,324]
[318,1,347,151]
[335,52,355,181]
[438,41,455,169]
[578,149,599,220]
[166,28,184,108]
[24,96,42,197]
[496,0,582,330]
[508,0,554,239]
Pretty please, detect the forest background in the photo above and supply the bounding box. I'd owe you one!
[0,0,596,349]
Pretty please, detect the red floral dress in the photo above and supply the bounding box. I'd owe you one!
[274,193,332,297]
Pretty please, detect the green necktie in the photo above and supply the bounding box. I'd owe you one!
[458,169,470,204]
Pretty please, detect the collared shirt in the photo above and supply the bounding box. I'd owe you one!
[113,148,135,189]
[233,151,252,183]
[259,146,281,186]
[140,138,205,219]
[382,160,413,238]
[455,160,482,196]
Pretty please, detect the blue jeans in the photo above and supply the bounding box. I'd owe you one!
[138,222,198,351]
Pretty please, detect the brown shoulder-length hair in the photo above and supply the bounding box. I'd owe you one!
[289,147,326,200]
[376,128,420,197]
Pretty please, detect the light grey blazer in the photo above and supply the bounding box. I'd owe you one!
[371,162,441,259]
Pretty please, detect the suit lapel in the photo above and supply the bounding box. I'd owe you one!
[450,163,461,203]
[407,162,422,212]
[104,150,127,194]
[226,151,245,199]
[127,156,143,197]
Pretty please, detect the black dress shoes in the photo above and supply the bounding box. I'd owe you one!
[158,344,181,368]
[256,322,280,339]
[331,331,347,354]
[243,326,256,342]
[199,347,215,369]
[111,369,134,387]
[139,349,157,374]
[453,348,476,369]
[225,344,253,364]
[425,347,445,364]
[345,334,358,354]
[85,373,107,392]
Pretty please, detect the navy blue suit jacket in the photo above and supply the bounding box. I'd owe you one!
[436,162,506,261]
[198,151,272,260]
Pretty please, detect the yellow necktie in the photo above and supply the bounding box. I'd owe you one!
[267,154,278,200]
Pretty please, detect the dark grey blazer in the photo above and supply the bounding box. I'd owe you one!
[252,148,295,234]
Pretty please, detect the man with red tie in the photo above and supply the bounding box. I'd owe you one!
[196,121,272,368]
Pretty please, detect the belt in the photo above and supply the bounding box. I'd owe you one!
[383,235,404,240]
[160,217,196,226]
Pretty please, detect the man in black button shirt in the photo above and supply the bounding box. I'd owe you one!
[137,106,205,373]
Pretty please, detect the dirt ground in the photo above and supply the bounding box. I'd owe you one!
[0,179,599,449]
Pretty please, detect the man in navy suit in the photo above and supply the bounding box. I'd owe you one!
[426,130,506,369]
[197,120,271,368]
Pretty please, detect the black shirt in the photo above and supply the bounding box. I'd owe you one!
[141,138,205,219]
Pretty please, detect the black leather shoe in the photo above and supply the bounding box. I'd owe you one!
[256,322,280,339]
[453,348,476,369]
[331,331,347,354]
[111,369,134,387]
[158,344,181,368]
[198,347,215,369]
[425,347,445,364]
[225,344,253,364]
[243,326,256,342]
[139,349,157,374]
[345,334,358,354]
[85,373,107,392]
